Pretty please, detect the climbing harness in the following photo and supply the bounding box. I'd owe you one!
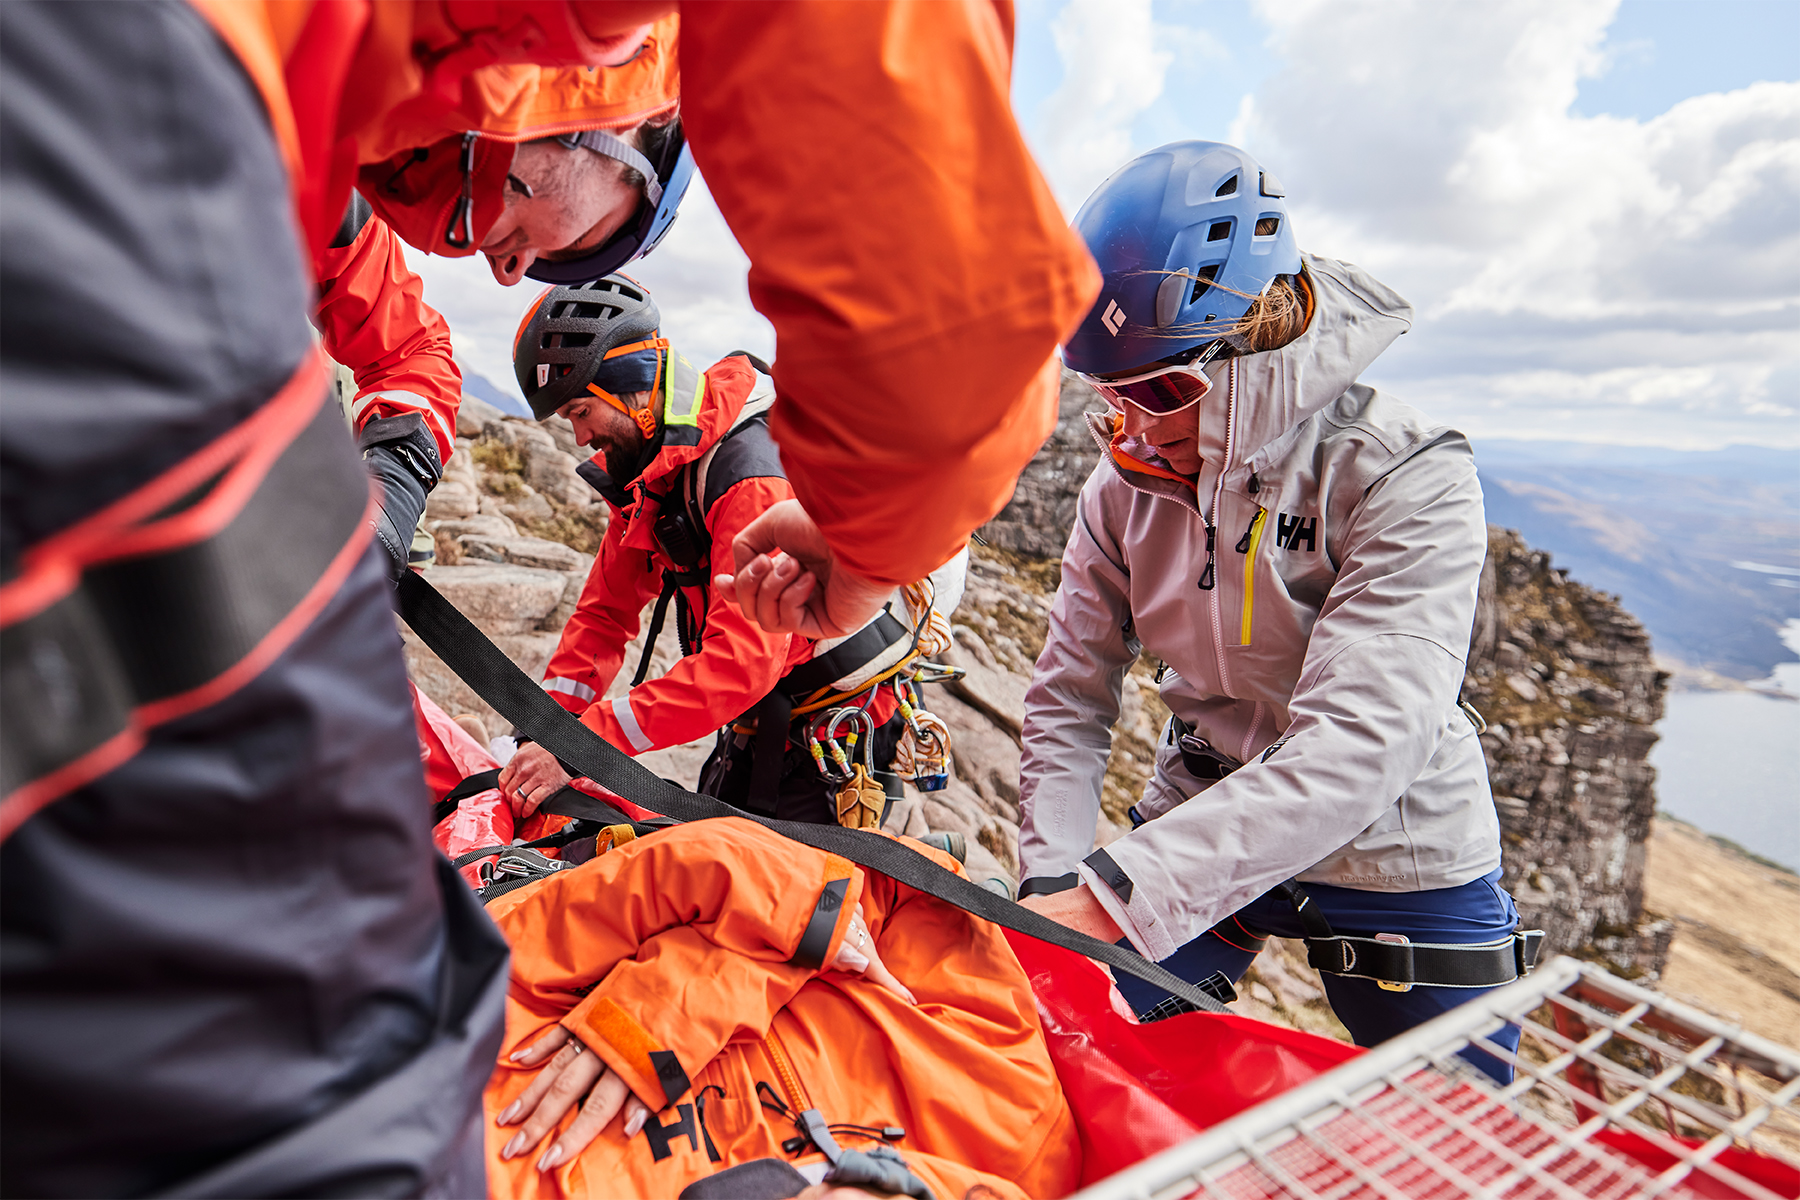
[1271,880,1545,991]
[890,678,953,794]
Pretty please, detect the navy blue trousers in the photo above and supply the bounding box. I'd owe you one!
[1115,869,1523,1083]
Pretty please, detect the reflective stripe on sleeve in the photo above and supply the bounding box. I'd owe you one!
[612,694,652,753]
[542,676,598,704]
[351,390,453,454]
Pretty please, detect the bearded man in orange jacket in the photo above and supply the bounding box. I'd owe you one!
[496,276,918,828]
[0,4,1093,1195]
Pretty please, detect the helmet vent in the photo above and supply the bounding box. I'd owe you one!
[1255,217,1280,236]
[1207,221,1232,242]
[1215,174,1239,197]
[1190,264,1220,303]
[551,300,610,321]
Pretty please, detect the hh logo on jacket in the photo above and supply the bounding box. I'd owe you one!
[1275,513,1317,552]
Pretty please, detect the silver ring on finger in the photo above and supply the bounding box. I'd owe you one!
[567,1040,584,1055]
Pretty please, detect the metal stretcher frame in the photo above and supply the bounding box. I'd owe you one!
[1074,956,1800,1200]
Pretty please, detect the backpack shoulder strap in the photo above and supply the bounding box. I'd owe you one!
[688,381,784,533]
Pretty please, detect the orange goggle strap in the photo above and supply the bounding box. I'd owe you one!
[602,337,669,361]
[586,336,669,439]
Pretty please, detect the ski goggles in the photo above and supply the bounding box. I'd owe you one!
[1078,341,1229,416]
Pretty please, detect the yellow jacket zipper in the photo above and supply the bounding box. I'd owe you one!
[1238,506,1268,645]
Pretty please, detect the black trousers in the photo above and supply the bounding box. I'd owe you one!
[0,5,505,1195]
[697,712,905,826]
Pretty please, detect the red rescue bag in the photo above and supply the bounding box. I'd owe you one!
[1005,928,1361,1186]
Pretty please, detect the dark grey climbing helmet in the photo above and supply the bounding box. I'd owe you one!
[513,273,663,420]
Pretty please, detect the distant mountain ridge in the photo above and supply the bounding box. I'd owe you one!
[460,368,531,419]
[1472,439,1800,682]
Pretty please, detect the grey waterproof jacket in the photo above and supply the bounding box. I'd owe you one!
[1017,254,1501,961]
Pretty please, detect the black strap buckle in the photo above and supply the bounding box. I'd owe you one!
[1516,928,1546,975]
[1283,881,1549,989]
[1172,716,1242,780]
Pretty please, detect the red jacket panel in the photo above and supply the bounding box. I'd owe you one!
[191,0,1099,601]
[312,215,462,462]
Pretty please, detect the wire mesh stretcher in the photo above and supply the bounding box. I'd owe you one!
[1074,956,1800,1200]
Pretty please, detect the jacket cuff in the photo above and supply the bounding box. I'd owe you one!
[1078,849,1178,961]
[565,995,693,1112]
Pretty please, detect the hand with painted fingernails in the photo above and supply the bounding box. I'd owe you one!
[496,1025,654,1173]
[827,910,917,1005]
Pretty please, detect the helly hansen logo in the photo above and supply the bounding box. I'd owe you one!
[1275,513,1317,552]
[1101,299,1127,336]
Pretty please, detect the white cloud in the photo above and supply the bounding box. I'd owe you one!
[1229,0,1800,448]
[409,175,771,405]
[1036,0,1176,209]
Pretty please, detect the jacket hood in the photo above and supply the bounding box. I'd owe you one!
[359,16,679,258]
[1227,253,1412,472]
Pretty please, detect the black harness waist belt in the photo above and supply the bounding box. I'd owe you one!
[774,611,909,701]
[1274,881,1545,990]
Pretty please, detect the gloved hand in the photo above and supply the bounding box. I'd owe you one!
[357,412,441,580]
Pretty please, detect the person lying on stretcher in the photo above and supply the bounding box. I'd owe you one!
[478,817,1080,1200]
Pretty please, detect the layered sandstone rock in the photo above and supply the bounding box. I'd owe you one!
[1464,528,1672,976]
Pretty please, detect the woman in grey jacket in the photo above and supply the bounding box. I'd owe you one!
[1017,142,1537,1080]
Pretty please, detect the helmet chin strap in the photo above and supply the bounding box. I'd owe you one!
[586,384,658,439]
[556,130,663,205]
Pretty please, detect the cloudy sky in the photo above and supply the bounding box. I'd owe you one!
[413,0,1799,451]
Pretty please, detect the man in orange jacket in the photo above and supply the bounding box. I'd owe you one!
[482,818,1080,1200]
[496,276,917,828]
[1,3,1092,1195]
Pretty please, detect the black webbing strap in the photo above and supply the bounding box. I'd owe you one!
[1274,881,1545,989]
[396,572,1228,1014]
[431,767,504,825]
[443,775,671,866]
[749,689,792,810]
[631,578,680,688]
[451,830,586,870]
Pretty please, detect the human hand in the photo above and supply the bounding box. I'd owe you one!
[827,909,916,1005]
[498,742,573,818]
[496,1025,653,1173]
[714,500,892,638]
[1019,884,1124,944]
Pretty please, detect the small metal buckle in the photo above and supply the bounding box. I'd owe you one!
[1375,932,1413,992]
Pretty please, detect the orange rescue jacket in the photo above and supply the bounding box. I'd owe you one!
[190,0,1099,594]
[543,355,897,755]
[485,817,1081,1199]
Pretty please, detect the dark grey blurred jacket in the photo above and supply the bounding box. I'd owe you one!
[0,4,505,1195]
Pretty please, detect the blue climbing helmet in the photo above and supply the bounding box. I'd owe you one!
[1063,141,1302,380]
[523,122,696,285]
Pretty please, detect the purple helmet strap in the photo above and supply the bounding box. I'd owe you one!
[556,130,662,206]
